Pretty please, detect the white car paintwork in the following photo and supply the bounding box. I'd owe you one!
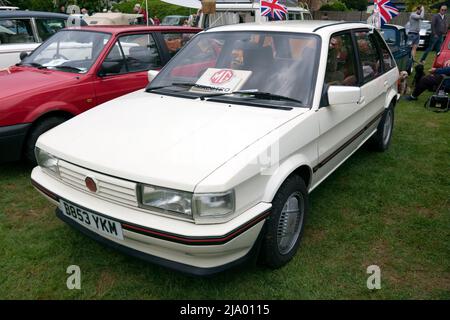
[0,42,39,68]
[31,21,399,273]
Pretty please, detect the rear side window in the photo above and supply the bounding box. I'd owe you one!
[374,31,396,72]
[381,28,396,46]
[0,19,36,44]
[325,33,358,86]
[355,31,382,83]
[35,18,66,41]
[162,32,196,57]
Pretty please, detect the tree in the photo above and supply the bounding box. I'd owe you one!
[7,0,54,11]
[341,0,367,11]
[320,1,348,11]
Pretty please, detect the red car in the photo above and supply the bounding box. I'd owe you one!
[0,25,200,164]
[433,31,450,68]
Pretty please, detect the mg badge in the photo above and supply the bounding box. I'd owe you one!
[85,177,98,193]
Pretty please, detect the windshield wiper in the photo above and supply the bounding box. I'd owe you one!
[146,82,221,93]
[50,65,83,72]
[201,89,304,106]
[21,62,47,69]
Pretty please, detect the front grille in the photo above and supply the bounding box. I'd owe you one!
[58,160,138,207]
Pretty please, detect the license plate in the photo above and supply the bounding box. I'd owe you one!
[60,199,124,240]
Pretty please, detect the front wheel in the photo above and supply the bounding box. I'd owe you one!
[24,116,67,165]
[370,105,394,152]
[259,175,308,269]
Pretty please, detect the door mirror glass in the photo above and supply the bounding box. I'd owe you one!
[328,86,361,105]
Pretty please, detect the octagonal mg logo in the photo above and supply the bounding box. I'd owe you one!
[85,176,98,193]
[210,69,234,84]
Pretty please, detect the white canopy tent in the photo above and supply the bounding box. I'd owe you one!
[160,0,202,9]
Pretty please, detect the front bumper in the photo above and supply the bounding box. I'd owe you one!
[0,123,31,163]
[31,167,271,275]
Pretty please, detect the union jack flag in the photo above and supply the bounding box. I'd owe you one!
[375,0,399,25]
[261,0,288,21]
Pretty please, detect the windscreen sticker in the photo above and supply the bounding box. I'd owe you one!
[191,68,252,93]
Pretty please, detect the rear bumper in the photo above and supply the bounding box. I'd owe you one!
[0,123,31,163]
[31,167,270,275]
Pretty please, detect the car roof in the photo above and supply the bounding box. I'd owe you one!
[65,25,202,34]
[0,10,68,19]
[382,24,405,30]
[204,20,370,35]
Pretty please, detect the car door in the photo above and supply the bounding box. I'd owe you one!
[398,28,411,72]
[316,29,392,183]
[0,18,38,68]
[354,29,390,134]
[93,32,163,105]
[315,31,365,183]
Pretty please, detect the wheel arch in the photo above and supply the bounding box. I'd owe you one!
[386,87,398,109]
[22,110,74,154]
[26,109,74,132]
[262,154,313,202]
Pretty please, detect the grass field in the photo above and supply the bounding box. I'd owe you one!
[0,54,449,300]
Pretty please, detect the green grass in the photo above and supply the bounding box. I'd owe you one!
[0,54,449,300]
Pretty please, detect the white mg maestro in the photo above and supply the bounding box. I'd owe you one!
[31,21,399,275]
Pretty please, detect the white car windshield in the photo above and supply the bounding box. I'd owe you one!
[21,30,111,73]
[147,31,320,107]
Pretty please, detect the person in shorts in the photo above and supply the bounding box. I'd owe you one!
[407,5,425,61]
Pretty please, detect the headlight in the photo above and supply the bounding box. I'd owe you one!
[138,184,235,221]
[139,185,193,217]
[35,147,59,176]
[193,190,235,218]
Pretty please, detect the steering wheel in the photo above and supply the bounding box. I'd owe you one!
[53,53,69,60]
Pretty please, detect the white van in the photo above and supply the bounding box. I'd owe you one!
[199,2,313,29]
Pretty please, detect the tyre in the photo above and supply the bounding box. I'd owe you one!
[260,175,308,269]
[370,104,394,152]
[24,116,67,165]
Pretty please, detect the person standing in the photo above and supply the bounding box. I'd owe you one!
[408,5,425,61]
[133,4,148,25]
[420,5,448,64]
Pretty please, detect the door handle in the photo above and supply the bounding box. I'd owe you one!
[357,96,365,105]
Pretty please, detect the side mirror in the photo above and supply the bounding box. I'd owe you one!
[148,70,159,83]
[98,61,122,77]
[327,86,361,106]
[19,51,29,60]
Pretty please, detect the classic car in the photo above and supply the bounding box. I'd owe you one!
[433,30,450,68]
[0,25,200,164]
[161,15,189,26]
[381,24,413,74]
[31,21,398,275]
[0,10,70,68]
